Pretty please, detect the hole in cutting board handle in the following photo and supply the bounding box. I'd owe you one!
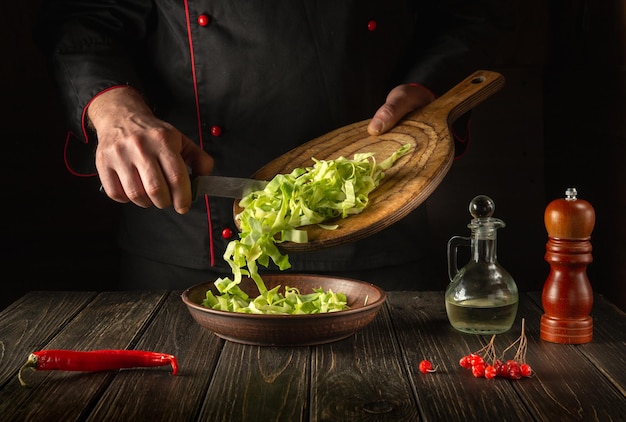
[471,76,486,84]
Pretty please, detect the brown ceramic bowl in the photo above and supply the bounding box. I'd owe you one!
[181,273,386,346]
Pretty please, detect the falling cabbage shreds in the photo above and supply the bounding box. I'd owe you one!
[202,143,411,314]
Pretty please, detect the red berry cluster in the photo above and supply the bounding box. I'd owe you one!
[459,319,533,380]
[459,354,532,379]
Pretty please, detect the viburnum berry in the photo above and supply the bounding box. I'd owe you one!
[470,354,484,367]
[471,363,485,378]
[520,363,532,377]
[459,355,473,369]
[508,365,522,380]
[496,361,510,378]
[484,365,497,379]
[419,359,437,374]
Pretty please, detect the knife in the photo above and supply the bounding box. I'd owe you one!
[192,176,269,200]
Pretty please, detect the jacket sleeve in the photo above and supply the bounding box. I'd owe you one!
[403,0,513,96]
[35,0,154,142]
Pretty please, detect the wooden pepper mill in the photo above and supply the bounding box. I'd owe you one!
[540,187,595,344]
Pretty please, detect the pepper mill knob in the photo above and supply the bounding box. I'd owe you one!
[540,187,595,344]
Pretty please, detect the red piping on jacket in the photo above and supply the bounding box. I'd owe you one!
[452,118,471,160]
[184,0,215,266]
[204,195,215,266]
[64,85,132,177]
[183,1,205,150]
[63,132,95,177]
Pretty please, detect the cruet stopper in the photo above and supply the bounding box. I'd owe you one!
[540,187,595,344]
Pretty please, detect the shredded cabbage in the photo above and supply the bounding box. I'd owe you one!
[202,143,411,314]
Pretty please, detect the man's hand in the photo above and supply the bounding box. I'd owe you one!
[88,87,214,214]
[367,83,436,136]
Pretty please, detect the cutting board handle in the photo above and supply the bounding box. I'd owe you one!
[407,70,505,125]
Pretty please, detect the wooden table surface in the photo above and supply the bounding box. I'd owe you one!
[1,289,624,421]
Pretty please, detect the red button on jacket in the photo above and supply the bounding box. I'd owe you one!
[197,14,210,27]
[211,125,222,136]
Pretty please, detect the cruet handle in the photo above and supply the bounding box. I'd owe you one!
[447,236,470,282]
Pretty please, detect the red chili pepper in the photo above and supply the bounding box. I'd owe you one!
[18,349,178,387]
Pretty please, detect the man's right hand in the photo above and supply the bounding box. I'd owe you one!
[87,87,214,214]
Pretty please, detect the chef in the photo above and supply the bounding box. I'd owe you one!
[35,0,505,290]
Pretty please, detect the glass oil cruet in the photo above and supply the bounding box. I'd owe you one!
[445,195,518,334]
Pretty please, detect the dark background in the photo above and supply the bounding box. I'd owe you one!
[2,1,625,311]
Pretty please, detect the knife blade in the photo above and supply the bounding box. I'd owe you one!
[192,176,269,199]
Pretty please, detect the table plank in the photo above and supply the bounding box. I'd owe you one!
[198,342,310,421]
[0,291,96,388]
[0,291,167,421]
[387,291,534,421]
[504,295,626,421]
[85,291,223,422]
[528,291,626,397]
[580,295,626,397]
[311,303,420,421]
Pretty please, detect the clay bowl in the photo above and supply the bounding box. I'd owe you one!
[181,274,386,346]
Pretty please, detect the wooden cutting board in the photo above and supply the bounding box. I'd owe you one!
[235,70,505,251]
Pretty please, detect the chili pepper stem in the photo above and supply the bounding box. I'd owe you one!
[18,354,38,387]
